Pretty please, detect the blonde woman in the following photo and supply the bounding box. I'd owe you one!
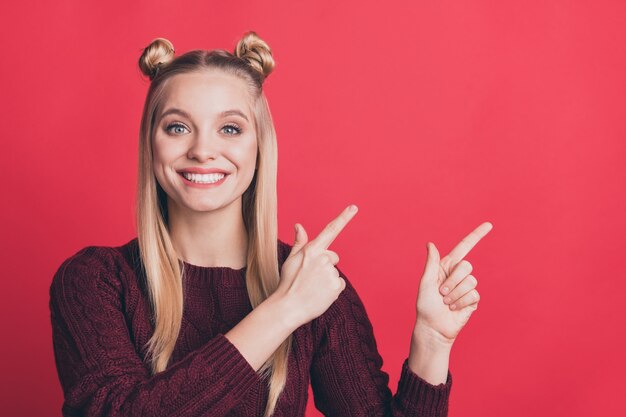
[49,31,492,417]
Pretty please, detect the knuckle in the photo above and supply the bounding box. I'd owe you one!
[317,254,329,265]
[440,257,453,271]
[467,274,478,287]
[326,221,340,235]
[326,265,336,277]
[460,259,473,273]
[328,250,340,265]
[301,244,315,258]
[445,288,458,300]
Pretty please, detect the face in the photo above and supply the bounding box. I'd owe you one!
[152,70,258,215]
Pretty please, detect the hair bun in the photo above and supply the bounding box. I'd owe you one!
[138,38,176,80]
[235,31,275,80]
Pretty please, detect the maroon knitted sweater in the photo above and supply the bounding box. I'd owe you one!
[49,237,452,416]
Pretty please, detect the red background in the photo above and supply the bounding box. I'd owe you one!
[1,1,625,416]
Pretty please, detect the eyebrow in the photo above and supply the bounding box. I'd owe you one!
[159,107,249,122]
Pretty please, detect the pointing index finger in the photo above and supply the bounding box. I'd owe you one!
[443,222,493,265]
[308,205,358,250]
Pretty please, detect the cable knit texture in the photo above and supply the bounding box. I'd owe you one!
[49,238,452,416]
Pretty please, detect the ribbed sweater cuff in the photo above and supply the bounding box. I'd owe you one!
[396,358,452,417]
[204,333,260,394]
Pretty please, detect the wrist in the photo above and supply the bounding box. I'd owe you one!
[412,320,455,352]
[264,293,302,333]
[408,329,452,385]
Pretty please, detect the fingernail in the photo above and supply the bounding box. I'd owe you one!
[349,204,358,212]
[450,304,456,310]
[441,286,449,294]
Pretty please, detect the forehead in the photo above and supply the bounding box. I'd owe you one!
[158,70,253,119]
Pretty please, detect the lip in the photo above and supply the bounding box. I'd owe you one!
[177,167,230,174]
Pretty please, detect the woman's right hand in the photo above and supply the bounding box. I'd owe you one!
[273,204,359,327]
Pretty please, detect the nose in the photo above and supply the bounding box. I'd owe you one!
[187,130,219,162]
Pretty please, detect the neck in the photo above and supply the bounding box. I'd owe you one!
[167,197,249,268]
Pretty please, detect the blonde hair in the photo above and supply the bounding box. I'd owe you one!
[136,31,289,417]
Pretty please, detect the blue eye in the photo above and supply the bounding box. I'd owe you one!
[165,122,242,136]
[222,124,242,136]
[165,122,188,135]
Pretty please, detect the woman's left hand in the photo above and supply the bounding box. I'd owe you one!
[414,222,493,346]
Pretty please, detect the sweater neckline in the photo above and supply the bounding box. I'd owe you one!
[179,259,247,274]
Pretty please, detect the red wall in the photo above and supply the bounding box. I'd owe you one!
[1,1,625,416]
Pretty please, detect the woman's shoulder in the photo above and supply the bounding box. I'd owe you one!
[50,238,140,298]
[54,238,138,272]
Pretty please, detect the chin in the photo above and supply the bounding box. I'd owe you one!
[190,197,242,213]
[172,193,242,214]
[186,203,225,213]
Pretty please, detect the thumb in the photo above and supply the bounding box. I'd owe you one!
[289,223,309,256]
[421,242,440,282]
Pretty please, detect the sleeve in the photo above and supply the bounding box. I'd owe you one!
[309,266,453,417]
[49,247,260,417]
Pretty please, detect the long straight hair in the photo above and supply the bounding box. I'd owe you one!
[136,40,290,417]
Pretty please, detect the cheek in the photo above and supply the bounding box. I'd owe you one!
[151,138,179,186]
[152,137,166,165]
[152,136,173,161]
[246,143,259,174]
[231,138,258,172]
[152,137,186,171]
[247,141,258,167]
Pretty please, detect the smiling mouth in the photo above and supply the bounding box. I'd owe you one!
[179,172,227,184]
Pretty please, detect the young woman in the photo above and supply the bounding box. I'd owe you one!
[49,31,492,417]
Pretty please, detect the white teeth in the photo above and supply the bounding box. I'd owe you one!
[182,172,226,184]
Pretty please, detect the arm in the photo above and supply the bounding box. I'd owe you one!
[49,247,267,417]
[224,293,298,371]
[408,325,452,386]
[310,267,452,417]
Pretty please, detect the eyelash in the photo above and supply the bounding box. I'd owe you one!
[165,122,242,136]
